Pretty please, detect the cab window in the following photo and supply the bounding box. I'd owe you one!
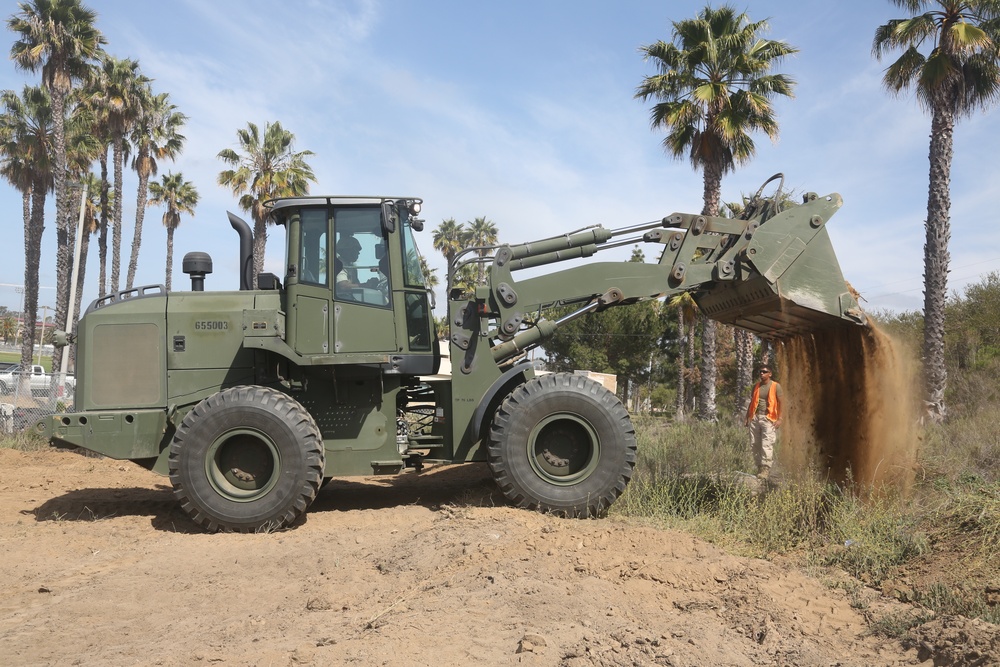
[400,217,427,288]
[298,208,328,286]
[334,207,390,307]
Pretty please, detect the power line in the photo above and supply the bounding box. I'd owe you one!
[860,258,1000,301]
[0,283,55,290]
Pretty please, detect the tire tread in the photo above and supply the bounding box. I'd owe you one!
[487,373,636,518]
[168,386,324,533]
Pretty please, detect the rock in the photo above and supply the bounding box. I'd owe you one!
[517,632,547,653]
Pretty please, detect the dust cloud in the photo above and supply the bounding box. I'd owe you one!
[775,322,920,489]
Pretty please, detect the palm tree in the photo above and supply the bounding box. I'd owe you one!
[0,316,16,345]
[77,68,113,297]
[874,1,1000,422]
[667,292,698,421]
[89,54,149,295]
[432,218,465,262]
[636,5,796,420]
[217,121,316,288]
[60,98,100,375]
[126,91,186,290]
[148,172,199,290]
[432,218,467,291]
[466,216,499,284]
[8,0,104,371]
[0,85,55,379]
[722,199,756,416]
[418,254,439,290]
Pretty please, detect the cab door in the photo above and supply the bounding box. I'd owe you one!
[290,208,331,355]
[332,206,397,354]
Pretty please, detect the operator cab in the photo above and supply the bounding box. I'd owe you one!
[266,196,437,374]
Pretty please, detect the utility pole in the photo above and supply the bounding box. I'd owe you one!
[58,182,88,396]
[36,305,51,366]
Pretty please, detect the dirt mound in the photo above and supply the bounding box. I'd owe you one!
[0,447,994,666]
[915,616,1000,666]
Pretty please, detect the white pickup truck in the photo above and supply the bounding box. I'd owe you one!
[0,364,75,397]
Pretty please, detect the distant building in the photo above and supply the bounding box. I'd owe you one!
[573,370,617,394]
[431,343,617,396]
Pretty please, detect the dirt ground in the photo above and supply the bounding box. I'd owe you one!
[1,447,997,667]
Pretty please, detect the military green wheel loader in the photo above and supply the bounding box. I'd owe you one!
[39,176,865,532]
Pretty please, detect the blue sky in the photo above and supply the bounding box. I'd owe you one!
[2,0,1000,318]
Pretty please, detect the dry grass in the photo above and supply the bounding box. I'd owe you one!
[616,411,1000,625]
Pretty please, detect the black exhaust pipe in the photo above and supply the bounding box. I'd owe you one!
[227,212,253,291]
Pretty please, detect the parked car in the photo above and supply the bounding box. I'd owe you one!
[0,364,74,397]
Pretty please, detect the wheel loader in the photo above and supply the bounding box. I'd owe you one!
[39,175,866,532]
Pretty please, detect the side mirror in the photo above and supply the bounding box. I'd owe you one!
[381,201,397,234]
[52,330,69,348]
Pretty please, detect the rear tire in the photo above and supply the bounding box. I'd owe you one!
[168,386,324,533]
[488,373,636,518]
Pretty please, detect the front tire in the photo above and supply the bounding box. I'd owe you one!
[168,386,325,533]
[488,373,636,518]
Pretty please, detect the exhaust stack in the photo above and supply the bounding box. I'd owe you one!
[228,212,253,291]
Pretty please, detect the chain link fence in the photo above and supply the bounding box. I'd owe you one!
[0,368,74,436]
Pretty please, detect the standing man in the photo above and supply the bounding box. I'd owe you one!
[745,365,783,480]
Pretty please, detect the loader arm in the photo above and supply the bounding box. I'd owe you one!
[449,190,865,370]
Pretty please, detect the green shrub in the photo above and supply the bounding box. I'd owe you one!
[929,478,1000,560]
[737,480,827,556]
[619,419,929,578]
[921,411,1000,483]
[0,430,48,452]
[821,487,929,584]
[630,416,750,477]
[912,583,1000,625]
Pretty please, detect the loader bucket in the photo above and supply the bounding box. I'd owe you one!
[693,193,866,340]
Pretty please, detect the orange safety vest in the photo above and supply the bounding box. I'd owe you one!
[746,381,781,423]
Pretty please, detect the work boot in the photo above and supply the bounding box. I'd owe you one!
[756,466,771,481]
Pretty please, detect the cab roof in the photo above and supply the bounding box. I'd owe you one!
[264,196,421,212]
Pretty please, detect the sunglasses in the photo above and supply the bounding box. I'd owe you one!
[759,369,771,374]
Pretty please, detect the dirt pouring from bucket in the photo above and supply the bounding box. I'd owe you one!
[776,322,920,489]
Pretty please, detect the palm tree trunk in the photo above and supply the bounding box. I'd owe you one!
[760,339,773,366]
[686,317,696,414]
[698,319,718,421]
[126,159,151,290]
[98,148,109,298]
[165,226,174,291]
[923,104,954,423]
[701,161,723,218]
[252,213,267,290]
[697,161,723,421]
[111,136,124,294]
[18,187,31,363]
[51,90,70,380]
[675,306,686,421]
[734,328,754,418]
[20,180,46,390]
